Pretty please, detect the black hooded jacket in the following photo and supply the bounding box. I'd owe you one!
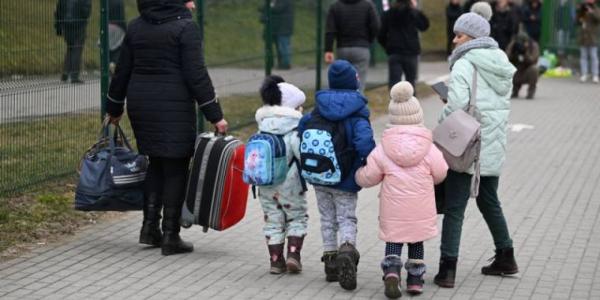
[107,0,223,158]
[378,2,429,56]
[324,0,380,52]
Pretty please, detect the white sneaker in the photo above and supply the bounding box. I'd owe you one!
[580,75,589,83]
[593,76,599,84]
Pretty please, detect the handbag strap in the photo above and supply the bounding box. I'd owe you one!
[467,64,478,115]
[468,64,481,198]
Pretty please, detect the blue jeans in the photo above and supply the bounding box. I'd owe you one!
[274,35,291,69]
[580,46,599,77]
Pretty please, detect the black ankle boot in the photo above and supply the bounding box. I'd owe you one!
[482,248,519,276]
[268,244,286,274]
[161,208,193,256]
[434,257,457,288]
[286,236,304,273]
[321,251,338,282]
[139,193,162,247]
[161,231,194,256]
[337,242,360,290]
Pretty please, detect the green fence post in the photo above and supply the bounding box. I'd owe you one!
[316,0,323,91]
[540,0,552,51]
[100,0,110,121]
[196,0,205,132]
[264,0,273,76]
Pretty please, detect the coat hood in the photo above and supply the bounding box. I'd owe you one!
[256,105,303,135]
[463,48,516,96]
[137,0,191,24]
[381,126,432,168]
[315,90,370,121]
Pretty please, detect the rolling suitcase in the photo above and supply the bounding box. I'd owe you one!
[181,133,249,232]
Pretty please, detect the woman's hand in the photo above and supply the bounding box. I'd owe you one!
[106,114,122,125]
[214,119,228,134]
[185,1,196,12]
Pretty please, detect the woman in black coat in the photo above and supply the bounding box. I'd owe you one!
[107,0,228,256]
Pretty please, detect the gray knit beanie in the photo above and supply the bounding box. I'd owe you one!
[470,1,493,21]
[453,12,491,38]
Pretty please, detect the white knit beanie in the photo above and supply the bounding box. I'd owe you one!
[454,12,491,38]
[278,82,306,109]
[388,81,424,126]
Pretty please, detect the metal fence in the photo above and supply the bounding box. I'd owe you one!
[1,0,451,196]
[0,0,331,196]
[541,0,600,55]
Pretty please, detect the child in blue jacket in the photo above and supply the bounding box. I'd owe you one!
[298,60,376,290]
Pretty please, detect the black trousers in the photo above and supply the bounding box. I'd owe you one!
[62,23,88,80]
[388,54,419,90]
[144,157,190,232]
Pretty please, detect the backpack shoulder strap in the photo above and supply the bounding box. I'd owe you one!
[289,156,308,194]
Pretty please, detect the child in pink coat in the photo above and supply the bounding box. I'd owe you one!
[356,81,448,298]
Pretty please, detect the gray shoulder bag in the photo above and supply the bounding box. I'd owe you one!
[433,65,481,197]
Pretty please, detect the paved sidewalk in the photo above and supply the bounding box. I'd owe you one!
[1,77,600,300]
[0,62,448,123]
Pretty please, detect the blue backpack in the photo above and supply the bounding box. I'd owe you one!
[300,110,355,186]
[243,133,289,186]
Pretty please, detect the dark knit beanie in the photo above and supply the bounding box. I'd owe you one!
[328,60,359,90]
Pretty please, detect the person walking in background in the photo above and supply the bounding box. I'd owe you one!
[434,11,519,289]
[446,0,464,55]
[490,0,520,50]
[260,0,295,70]
[356,81,448,298]
[506,32,540,99]
[521,0,542,42]
[298,60,376,291]
[378,0,430,90]
[324,0,380,92]
[106,0,228,256]
[54,0,92,84]
[577,0,600,83]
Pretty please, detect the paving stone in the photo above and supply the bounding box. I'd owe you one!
[1,78,600,299]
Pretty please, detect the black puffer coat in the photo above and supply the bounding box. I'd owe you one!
[377,2,429,56]
[107,0,223,158]
[324,0,380,52]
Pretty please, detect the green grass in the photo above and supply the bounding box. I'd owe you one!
[0,0,446,76]
[0,176,111,258]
